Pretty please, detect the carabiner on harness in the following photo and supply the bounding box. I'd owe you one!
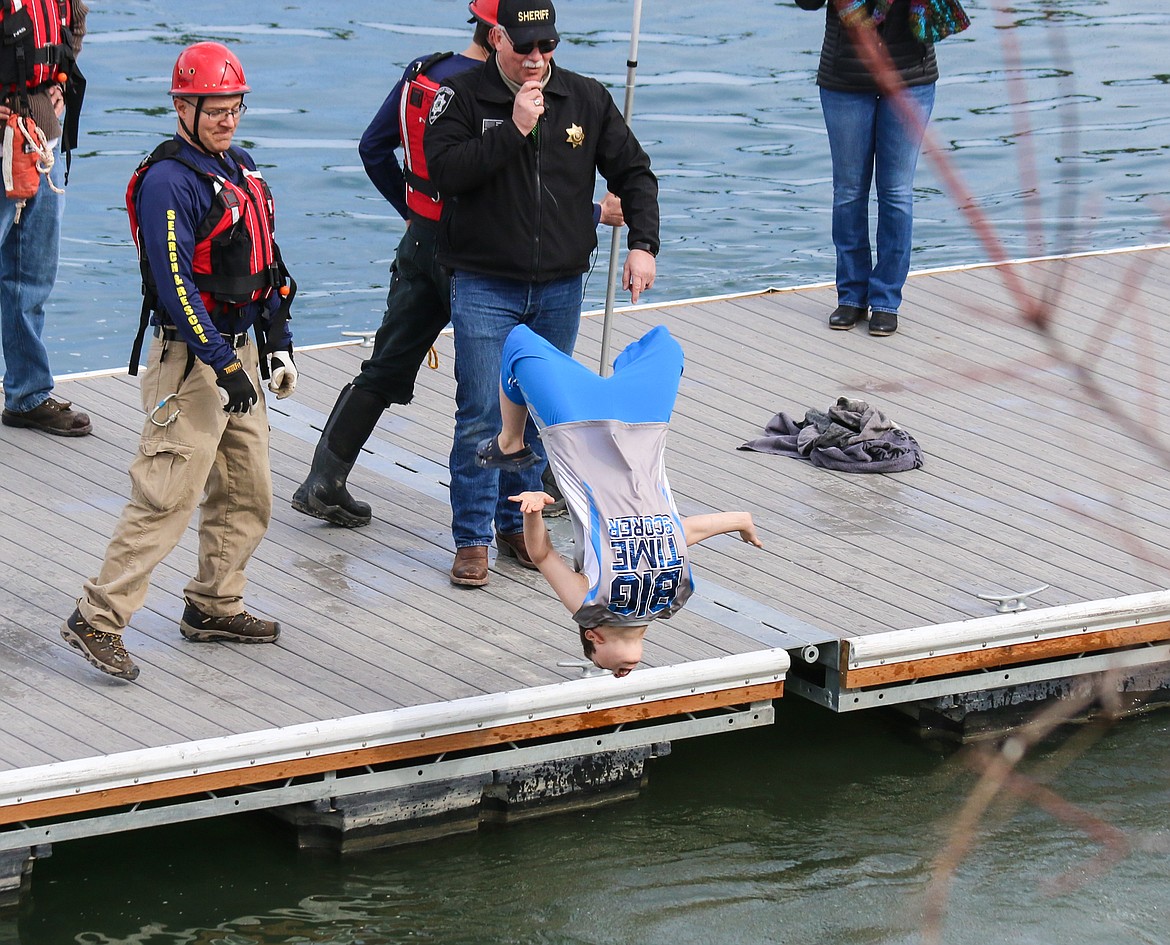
[149,393,181,427]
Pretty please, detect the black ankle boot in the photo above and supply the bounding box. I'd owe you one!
[828,304,867,330]
[291,383,385,527]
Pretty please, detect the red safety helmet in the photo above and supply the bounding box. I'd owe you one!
[467,0,499,25]
[169,41,251,96]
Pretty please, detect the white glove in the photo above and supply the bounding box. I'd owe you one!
[268,347,298,399]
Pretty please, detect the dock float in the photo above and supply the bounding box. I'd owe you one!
[3,244,1169,907]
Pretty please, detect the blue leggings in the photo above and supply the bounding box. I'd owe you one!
[500,324,683,429]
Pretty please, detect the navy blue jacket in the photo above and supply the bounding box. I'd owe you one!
[359,52,486,220]
[134,137,290,372]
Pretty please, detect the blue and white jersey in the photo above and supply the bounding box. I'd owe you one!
[540,419,694,628]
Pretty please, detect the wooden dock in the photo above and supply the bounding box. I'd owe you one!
[3,244,1170,902]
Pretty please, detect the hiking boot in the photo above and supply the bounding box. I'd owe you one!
[3,397,92,436]
[60,608,140,681]
[179,598,280,643]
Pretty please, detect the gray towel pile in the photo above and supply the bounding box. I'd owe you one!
[738,397,923,473]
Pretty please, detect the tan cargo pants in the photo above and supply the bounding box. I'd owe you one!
[79,335,272,634]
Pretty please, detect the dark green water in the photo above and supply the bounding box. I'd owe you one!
[7,701,1169,944]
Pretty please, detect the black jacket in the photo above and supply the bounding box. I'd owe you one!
[796,0,938,91]
[424,56,659,281]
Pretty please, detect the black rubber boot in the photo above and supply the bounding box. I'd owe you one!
[291,383,385,527]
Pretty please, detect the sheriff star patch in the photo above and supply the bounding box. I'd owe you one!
[565,123,584,148]
[429,86,454,124]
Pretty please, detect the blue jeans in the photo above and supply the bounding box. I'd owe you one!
[0,144,64,412]
[820,84,935,315]
[448,271,581,547]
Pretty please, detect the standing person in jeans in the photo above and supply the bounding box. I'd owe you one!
[425,0,659,588]
[291,0,621,528]
[0,0,91,436]
[61,43,297,681]
[796,0,938,337]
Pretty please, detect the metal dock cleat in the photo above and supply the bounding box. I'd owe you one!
[557,659,610,678]
[977,584,1050,614]
[340,330,378,347]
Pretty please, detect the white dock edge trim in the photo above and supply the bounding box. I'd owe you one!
[0,649,789,808]
[846,590,1170,670]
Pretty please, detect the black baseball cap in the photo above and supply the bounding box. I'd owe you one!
[496,0,559,45]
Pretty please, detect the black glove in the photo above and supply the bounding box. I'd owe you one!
[215,358,258,414]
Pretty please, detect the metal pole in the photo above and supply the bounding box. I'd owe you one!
[598,0,645,376]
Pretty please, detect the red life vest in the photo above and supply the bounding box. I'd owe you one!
[127,140,280,311]
[0,0,75,93]
[399,51,454,221]
[124,140,294,375]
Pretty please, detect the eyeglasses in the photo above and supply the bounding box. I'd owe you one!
[195,102,247,122]
[502,29,559,55]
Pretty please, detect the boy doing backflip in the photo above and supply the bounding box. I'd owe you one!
[477,324,762,676]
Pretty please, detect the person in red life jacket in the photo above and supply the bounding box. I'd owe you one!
[60,42,297,682]
[0,0,91,436]
[291,0,621,528]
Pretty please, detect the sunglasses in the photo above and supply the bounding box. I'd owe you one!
[503,30,560,55]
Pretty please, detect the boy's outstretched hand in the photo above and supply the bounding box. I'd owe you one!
[509,491,556,515]
[739,516,764,548]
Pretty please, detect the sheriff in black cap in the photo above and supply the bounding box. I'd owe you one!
[495,0,559,46]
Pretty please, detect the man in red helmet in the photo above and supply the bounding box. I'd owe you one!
[60,42,296,682]
[291,0,620,528]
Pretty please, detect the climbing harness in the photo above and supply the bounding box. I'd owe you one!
[2,112,62,222]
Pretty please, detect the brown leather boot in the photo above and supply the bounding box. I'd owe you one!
[3,396,92,436]
[450,546,489,586]
[496,531,538,570]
